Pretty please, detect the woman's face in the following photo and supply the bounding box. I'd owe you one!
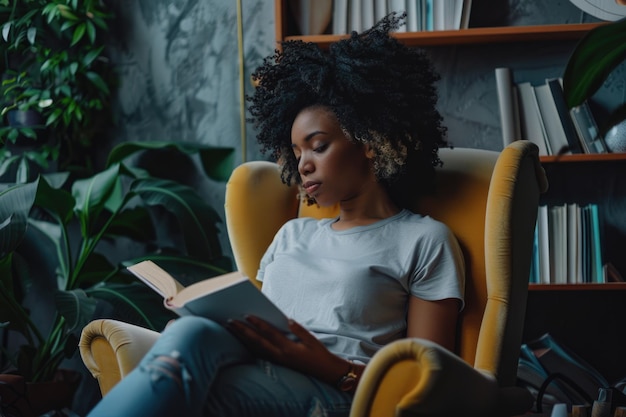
[290,106,374,207]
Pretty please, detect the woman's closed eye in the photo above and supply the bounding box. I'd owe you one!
[313,143,328,153]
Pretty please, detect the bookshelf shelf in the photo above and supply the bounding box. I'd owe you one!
[540,152,626,163]
[279,23,607,48]
[529,283,626,291]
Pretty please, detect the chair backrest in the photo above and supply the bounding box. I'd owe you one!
[224,140,547,386]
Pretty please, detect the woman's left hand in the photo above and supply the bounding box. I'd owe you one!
[226,316,350,385]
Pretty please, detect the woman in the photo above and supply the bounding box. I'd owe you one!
[87,12,464,417]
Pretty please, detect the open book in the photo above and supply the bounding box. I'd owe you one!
[127,260,291,334]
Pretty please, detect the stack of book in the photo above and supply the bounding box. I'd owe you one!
[495,67,609,156]
[530,203,605,285]
[331,0,472,35]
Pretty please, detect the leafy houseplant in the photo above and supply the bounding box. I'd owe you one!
[562,17,626,149]
[0,141,235,384]
[0,0,115,175]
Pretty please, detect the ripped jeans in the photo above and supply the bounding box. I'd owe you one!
[87,316,353,417]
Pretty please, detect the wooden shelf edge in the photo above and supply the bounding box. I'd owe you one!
[529,282,626,291]
[280,22,607,48]
[539,152,626,163]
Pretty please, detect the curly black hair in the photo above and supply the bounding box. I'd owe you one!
[247,12,448,207]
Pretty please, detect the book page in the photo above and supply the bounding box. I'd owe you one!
[128,260,185,299]
[173,271,247,305]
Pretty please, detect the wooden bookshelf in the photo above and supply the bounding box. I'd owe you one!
[274,0,606,48]
[540,152,626,164]
[529,283,626,291]
[279,23,606,49]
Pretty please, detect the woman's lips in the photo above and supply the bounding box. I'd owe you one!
[302,181,320,194]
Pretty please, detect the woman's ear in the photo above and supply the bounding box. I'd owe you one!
[364,144,376,159]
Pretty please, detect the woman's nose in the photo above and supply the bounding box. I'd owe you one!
[298,153,314,176]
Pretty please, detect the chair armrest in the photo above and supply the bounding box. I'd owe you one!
[79,319,160,396]
[350,338,532,417]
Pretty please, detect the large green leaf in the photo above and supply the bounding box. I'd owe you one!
[71,163,121,235]
[33,175,74,225]
[129,178,223,260]
[0,180,38,258]
[563,18,626,108]
[54,289,98,333]
[104,206,156,242]
[105,141,235,182]
[87,282,174,331]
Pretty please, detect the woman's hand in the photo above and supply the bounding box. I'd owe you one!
[226,316,355,386]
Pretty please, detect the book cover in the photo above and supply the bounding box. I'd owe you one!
[333,0,349,34]
[546,78,583,154]
[460,0,472,29]
[374,0,387,23]
[349,0,363,33]
[517,81,550,156]
[387,0,407,31]
[128,260,292,334]
[570,102,608,154]
[518,344,576,407]
[537,205,550,284]
[362,0,375,29]
[526,333,609,404]
[406,0,419,32]
[589,204,604,283]
[534,83,571,156]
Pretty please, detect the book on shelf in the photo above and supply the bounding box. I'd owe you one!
[537,205,550,284]
[127,260,292,334]
[349,0,363,33]
[520,333,609,406]
[328,0,467,35]
[333,0,349,34]
[534,82,572,156]
[388,0,407,31]
[495,67,521,148]
[522,333,610,407]
[375,0,388,23]
[532,203,605,285]
[517,81,550,156]
[570,101,608,154]
[518,343,580,408]
[289,0,332,36]
[545,78,583,154]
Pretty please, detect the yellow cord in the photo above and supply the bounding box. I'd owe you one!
[236,0,247,162]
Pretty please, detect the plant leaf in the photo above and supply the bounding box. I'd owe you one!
[71,163,121,235]
[129,178,223,260]
[54,289,97,333]
[0,180,38,258]
[34,176,75,225]
[105,141,234,181]
[563,18,626,108]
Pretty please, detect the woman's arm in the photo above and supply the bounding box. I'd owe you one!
[406,296,461,352]
[227,316,362,390]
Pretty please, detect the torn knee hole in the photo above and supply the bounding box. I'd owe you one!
[144,353,186,387]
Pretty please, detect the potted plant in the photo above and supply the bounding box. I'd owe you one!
[0,0,115,176]
[0,141,234,415]
[562,17,626,152]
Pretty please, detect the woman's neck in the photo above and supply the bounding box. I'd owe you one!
[333,190,400,231]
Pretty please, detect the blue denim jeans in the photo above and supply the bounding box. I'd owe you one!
[87,316,353,417]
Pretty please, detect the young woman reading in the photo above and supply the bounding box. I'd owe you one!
[86,13,465,417]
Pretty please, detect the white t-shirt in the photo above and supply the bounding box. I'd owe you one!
[257,209,465,363]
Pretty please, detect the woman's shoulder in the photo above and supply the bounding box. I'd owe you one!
[279,216,333,233]
[396,210,456,240]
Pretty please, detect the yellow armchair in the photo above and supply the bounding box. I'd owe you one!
[79,140,548,416]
